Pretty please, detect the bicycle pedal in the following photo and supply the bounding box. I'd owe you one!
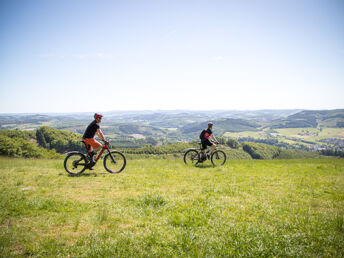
[86,161,96,168]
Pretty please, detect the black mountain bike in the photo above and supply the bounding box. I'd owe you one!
[64,141,126,175]
[184,142,226,166]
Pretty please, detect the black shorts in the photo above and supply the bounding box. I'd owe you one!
[201,139,213,150]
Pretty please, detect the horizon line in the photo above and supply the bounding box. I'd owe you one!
[1,108,344,116]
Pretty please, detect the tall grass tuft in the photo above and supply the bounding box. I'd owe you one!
[138,193,166,208]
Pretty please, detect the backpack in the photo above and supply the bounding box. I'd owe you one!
[199,129,206,139]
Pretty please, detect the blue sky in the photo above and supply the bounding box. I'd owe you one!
[0,0,343,113]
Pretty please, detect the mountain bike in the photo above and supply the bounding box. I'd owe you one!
[64,141,126,175]
[184,142,226,166]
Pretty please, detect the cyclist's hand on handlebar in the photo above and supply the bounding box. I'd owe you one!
[104,140,110,145]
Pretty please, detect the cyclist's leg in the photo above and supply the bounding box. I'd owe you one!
[203,140,215,156]
[84,138,102,160]
[82,139,91,153]
[93,144,102,154]
[201,140,212,159]
[209,143,216,154]
[92,141,102,162]
[201,141,208,156]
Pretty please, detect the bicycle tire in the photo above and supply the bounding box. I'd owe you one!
[184,149,200,165]
[103,151,126,174]
[211,150,226,166]
[64,152,88,175]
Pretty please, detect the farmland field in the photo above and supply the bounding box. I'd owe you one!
[275,128,344,141]
[0,157,343,256]
[224,127,344,141]
[224,127,344,148]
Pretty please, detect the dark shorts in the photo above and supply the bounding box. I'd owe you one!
[201,139,213,150]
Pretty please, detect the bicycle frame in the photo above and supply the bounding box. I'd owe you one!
[185,142,218,154]
[94,143,109,162]
[199,141,218,152]
[92,143,118,165]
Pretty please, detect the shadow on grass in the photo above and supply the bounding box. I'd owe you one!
[64,172,103,177]
[195,163,214,168]
[66,172,98,177]
[60,170,115,177]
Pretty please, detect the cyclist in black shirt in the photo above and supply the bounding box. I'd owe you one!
[200,122,219,159]
[82,113,107,165]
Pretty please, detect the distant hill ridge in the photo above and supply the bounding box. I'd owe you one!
[0,110,343,140]
[181,118,260,135]
[270,109,344,129]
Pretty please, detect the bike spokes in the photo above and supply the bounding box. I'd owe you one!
[104,151,126,173]
[184,150,200,165]
[64,153,87,175]
[211,150,226,166]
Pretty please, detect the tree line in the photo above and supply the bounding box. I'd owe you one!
[0,130,60,158]
[0,126,341,159]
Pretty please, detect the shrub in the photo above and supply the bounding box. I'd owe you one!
[226,148,252,160]
[0,129,35,140]
[0,135,61,159]
[242,142,280,159]
[226,138,239,149]
[277,149,324,159]
[36,126,83,153]
[0,135,22,157]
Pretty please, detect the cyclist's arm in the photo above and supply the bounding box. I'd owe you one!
[96,128,106,142]
[211,134,218,143]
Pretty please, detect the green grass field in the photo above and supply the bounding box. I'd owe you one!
[1,157,344,257]
[275,128,344,141]
[224,127,344,148]
[223,131,264,138]
[224,127,344,141]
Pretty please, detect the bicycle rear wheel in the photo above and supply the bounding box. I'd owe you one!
[64,153,88,175]
[211,150,226,166]
[184,149,200,165]
[104,151,126,173]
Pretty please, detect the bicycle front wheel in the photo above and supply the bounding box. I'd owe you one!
[184,149,200,165]
[211,150,226,166]
[64,152,88,175]
[104,151,126,174]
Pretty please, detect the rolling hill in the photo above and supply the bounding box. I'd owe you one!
[0,110,343,147]
[180,118,260,135]
[270,109,344,129]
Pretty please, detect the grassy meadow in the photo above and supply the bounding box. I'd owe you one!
[224,127,344,149]
[275,128,344,141]
[0,157,344,256]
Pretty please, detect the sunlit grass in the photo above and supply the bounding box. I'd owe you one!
[224,127,344,145]
[0,157,343,256]
[276,127,344,140]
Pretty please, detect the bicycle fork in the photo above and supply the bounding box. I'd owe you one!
[106,149,117,164]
